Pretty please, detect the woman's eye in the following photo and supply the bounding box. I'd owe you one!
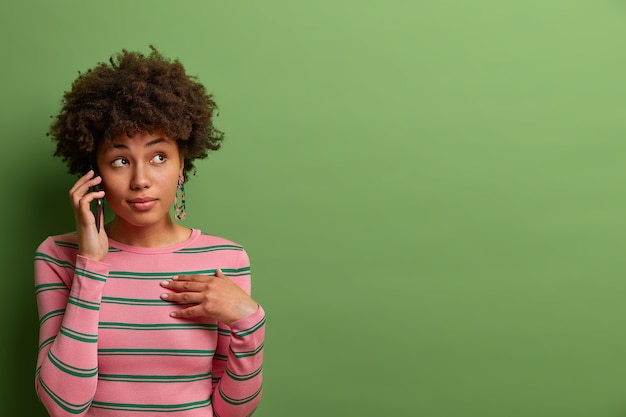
[152,154,166,164]
[111,158,128,167]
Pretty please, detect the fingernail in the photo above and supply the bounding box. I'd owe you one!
[160,293,169,299]
[170,312,177,317]
[160,280,169,287]
[172,276,179,280]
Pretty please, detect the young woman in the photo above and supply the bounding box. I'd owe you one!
[34,47,265,417]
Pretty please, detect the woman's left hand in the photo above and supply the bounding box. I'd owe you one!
[160,269,259,325]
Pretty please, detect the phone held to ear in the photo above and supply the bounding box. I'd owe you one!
[92,164,104,232]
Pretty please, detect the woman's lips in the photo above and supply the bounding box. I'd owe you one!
[128,198,157,211]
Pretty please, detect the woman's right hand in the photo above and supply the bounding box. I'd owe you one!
[69,170,108,262]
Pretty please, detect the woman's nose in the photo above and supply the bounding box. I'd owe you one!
[130,165,151,189]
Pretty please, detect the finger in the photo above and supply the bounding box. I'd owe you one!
[170,305,204,319]
[214,269,234,284]
[69,170,95,195]
[79,190,106,206]
[160,279,208,293]
[76,190,106,221]
[71,177,104,209]
[171,274,213,282]
[70,171,103,197]
[160,290,197,303]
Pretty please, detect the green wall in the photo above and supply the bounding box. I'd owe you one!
[2,1,626,416]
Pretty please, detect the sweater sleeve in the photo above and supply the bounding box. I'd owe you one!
[211,249,265,417]
[34,237,110,417]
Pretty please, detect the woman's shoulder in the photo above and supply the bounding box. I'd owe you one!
[193,230,245,249]
[176,230,249,267]
[35,232,79,258]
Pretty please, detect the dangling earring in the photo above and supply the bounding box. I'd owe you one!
[174,172,186,220]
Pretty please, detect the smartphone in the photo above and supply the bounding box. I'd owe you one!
[92,163,104,232]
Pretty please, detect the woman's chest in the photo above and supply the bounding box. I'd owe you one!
[96,277,219,374]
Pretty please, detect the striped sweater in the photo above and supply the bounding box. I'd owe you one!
[34,229,265,416]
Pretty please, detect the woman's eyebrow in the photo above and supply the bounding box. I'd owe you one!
[145,138,168,147]
[109,137,169,150]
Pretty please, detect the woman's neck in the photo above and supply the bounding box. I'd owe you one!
[104,217,192,248]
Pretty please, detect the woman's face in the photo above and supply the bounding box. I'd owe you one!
[96,130,183,230]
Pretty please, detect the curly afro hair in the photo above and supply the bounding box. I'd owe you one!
[48,46,224,180]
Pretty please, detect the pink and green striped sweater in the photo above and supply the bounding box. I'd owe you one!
[34,229,265,416]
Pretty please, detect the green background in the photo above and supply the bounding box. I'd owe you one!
[2,1,626,416]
